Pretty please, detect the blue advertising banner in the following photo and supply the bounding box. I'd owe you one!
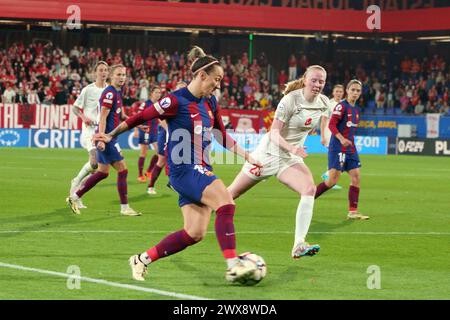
[212,133,387,155]
[3,129,387,155]
[0,128,29,148]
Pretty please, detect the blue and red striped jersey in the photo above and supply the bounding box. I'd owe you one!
[98,85,123,138]
[126,87,235,173]
[328,99,360,154]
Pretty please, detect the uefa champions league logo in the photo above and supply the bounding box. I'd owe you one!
[0,129,20,147]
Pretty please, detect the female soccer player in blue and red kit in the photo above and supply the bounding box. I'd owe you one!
[95,47,262,284]
[315,79,369,220]
[67,64,141,216]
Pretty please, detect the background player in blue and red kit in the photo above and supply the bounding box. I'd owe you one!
[135,86,162,183]
[66,64,141,216]
[95,46,262,284]
[147,81,188,195]
[315,79,369,220]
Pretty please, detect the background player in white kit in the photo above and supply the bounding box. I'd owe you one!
[320,84,344,190]
[228,65,329,259]
[69,61,109,209]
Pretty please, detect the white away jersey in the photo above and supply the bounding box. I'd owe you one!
[74,83,107,131]
[257,88,329,158]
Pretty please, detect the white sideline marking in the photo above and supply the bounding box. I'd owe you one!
[0,230,449,235]
[0,262,211,300]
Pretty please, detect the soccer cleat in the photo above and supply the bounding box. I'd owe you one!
[321,172,329,181]
[76,198,87,209]
[331,184,343,190]
[129,254,148,281]
[147,187,157,195]
[137,176,147,183]
[347,212,370,220]
[291,242,320,259]
[225,260,256,284]
[145,171,152,179]
[121,207,142,216]
[66,196,80,215]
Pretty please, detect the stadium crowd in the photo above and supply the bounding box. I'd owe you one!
[0,41,449,116]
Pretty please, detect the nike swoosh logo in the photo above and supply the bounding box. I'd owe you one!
[225,233,235,236]
[190,113,199,118]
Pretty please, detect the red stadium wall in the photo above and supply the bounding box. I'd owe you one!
[0,0,449,32]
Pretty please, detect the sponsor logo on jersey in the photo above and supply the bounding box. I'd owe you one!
[116,108,122,114]
[160,97,171,109]
[346,121,358,127]
[304,118,312,126]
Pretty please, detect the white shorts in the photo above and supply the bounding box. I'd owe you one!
[242,149,304,181]
[80,128,96,152]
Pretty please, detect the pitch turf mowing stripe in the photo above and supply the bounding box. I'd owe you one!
[0,230,449,235]
[0,262,212,300]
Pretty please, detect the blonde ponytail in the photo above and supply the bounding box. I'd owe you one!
[283,78,305,95]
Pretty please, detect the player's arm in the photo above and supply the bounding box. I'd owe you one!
[73,88,94,126]
[269,119,307,158]
[96,95,178,143]
[329,104,352,147]
[320,115,328,146]
[96,106,110,151]
[159,120,168,130]
[212,100,261,167]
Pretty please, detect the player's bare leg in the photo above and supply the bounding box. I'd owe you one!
[278,164,320,259]
[202,179,256,283]
[227,171,261,200]
[347,168,369,220]
[146,142,159,179]
[130,203,209,281]
[316,168,342,198]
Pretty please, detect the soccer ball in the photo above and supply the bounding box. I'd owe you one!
[238,252,267,286]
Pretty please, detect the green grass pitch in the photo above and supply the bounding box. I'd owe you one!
[0,148,449,300]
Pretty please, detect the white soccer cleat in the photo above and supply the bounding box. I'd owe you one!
[146,187,157,195]
[347,212,370,220]
[129,254,148,281]
[291,242,320,259]
[76,198,87,209]
[66,196,80,215]
[225,260,256,284]
[121,207,142,216]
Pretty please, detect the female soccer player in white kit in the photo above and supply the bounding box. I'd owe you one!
[320,84,344,190]
[69,61,109,209]
[228,65,329,259]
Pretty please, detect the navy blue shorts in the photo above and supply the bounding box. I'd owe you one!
[97,141,124,164]
[169,165,217,207]
[138,128,157,145]
[328,151,361,172]
[157,127,167,156]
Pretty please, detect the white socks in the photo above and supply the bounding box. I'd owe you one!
[74,162,94,185]
[121,204,130,211]
[294,195,315,245]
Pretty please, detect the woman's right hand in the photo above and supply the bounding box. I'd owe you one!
[339,138,353,147]
[97,141,105,151]
[290,146,308,158]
